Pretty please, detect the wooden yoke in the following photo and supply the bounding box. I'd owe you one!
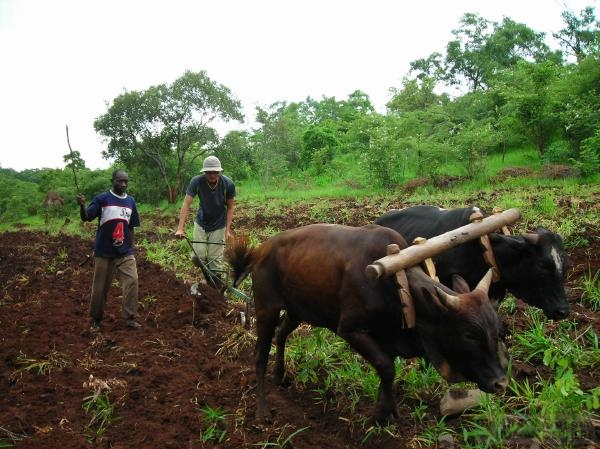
[412,237,439,282]
[366,208,521,280]
[492,207,512,235]
[469,210,501,283]
[387,244,415,328]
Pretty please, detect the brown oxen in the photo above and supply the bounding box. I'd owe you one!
[44,191,65,223]
[227,224,508,424]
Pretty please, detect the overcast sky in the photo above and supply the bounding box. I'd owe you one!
[0,0,597,171]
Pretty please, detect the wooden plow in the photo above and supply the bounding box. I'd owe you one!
[184,237,253,327]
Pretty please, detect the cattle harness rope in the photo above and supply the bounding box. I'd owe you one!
[469,207,512,283]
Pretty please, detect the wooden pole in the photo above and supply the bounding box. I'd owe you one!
[366,208,521,279]
[65,124,81,194]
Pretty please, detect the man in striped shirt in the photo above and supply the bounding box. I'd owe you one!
[77,169,141,333]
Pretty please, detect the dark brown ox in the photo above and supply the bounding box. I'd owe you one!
[227,224,507,423]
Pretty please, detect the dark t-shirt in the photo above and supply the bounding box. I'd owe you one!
[84,191,141,258]
[186,174,236,232]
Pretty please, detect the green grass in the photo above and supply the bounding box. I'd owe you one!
[512,309,600,371]
[198,405,229,444]
[578,269,600,311]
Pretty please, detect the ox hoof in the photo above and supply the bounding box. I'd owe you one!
[365,408,398,427]
[440,388,484,417]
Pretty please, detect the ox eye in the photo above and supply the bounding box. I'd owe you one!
[464,333,481,343]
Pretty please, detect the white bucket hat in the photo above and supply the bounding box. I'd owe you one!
[202,156,223,172]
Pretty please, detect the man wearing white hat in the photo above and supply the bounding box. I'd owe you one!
[175,156,236,279]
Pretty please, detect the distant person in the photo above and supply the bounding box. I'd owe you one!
[77,169,142,333]
[175,156,236,281]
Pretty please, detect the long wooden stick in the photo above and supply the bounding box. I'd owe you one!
[65,124,81,194]
[366,208,521,279]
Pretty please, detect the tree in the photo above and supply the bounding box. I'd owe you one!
[495,60,563,155]
[252,102,304,191]
[411,13,550,92]
[94,70,243,203]
[554,52,600,167]
[300,125,339,173]
[216,130,254,181]
[553,6,600,62]
[387,76,448,114]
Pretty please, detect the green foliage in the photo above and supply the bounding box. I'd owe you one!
[94,70,243,203]
[0,173,44,221]
[300,125,340,171]
[82,392,115,442]
[572,129,600,176]
[513,309,600,371]
[397,359,443,399]
[217,130,254,181]
[252,102,304,192]
[254,424,309,449]
[553,6,600,62]
[284,328,380,413]
[413,418,453,448]
[534,194,559,216]
[387,76,448,113]
[198,405,228,444]
[543,141,572,164]
[461,394,516,449]
[140,237,192,280]
[451,121,497,179]
[495,60,563,155]
[578,268,600,311]
[504,369,599,448]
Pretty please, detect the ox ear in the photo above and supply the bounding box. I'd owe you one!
[521,232,540,245]
[433,286,462,312]
[451,274,471,294]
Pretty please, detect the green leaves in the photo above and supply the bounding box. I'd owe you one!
[94,70,244,203]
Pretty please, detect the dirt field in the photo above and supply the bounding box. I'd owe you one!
[1,197,598,448]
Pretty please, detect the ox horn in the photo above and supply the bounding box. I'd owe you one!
[434,286,462,312]
[474,268,494,294]
[521,232,540,245]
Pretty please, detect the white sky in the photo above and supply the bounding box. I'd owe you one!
[0,0,597,171]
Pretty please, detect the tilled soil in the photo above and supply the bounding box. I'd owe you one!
[1,197,599,448]
[1,230,415,449]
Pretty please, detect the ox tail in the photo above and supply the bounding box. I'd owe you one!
[225,234,256,287]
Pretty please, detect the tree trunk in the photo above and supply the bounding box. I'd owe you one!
[167,186,177,204]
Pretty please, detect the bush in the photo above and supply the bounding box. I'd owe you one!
[543,141,572,164]
[571,131,600,176]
